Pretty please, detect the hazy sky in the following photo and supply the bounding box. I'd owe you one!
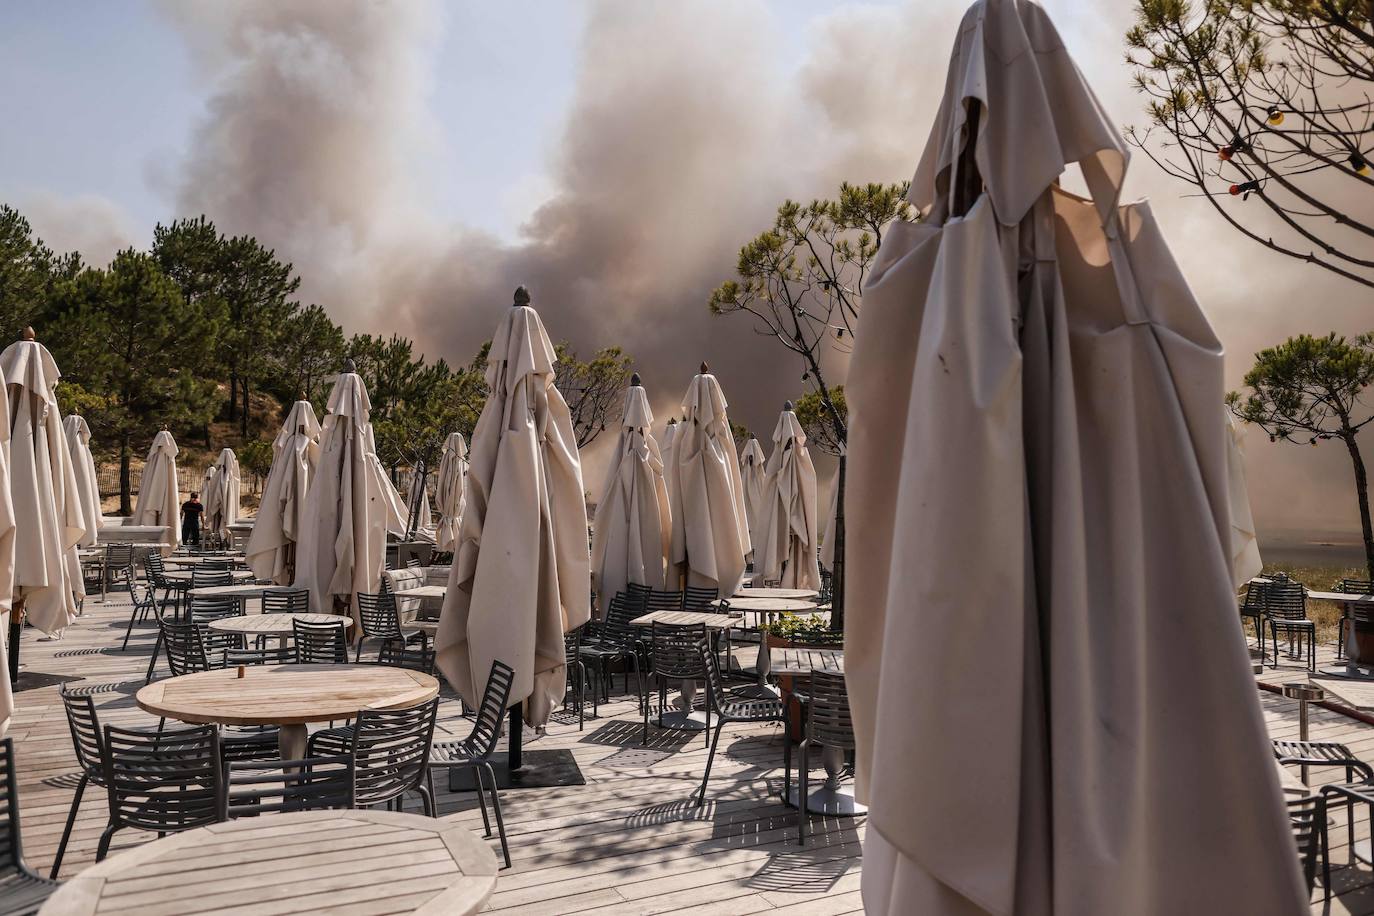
[2,0,1370,537]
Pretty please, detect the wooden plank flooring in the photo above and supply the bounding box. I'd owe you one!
[6,591,1366,913]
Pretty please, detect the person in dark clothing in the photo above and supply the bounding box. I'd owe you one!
[181,492,204,547]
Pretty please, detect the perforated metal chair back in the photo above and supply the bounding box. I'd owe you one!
[222,755,354,819]
[1266,582,1308,621]
[101,725,222,839]
[466,660,516,758]
[351,697,440,808]
[262,589,310,614]
[293,618,349,663]
[357,590,403,641]
[160,619,215,676]
[60,687,106,779]
[805,669,856,751]
[1240,581,1269,613]
[682,586,720,612]
[144,552,170,587]
[650,622,709,680]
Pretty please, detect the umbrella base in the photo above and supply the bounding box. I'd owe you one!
[785,784,867,817]
[1319,663,1374,680]
[1357,839,1374,866]
[658,710,710,731]
[447,749,585,791]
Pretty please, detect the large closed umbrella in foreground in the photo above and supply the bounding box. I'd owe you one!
[739,435,766,559]
[133,429,179,551]
[0,360,15,734]
[2,330,85,642]
[665,365,749,597]
[844,2,1303,913]
[436,287,589,748]
[246,400,321,584]
[434,432,468,552]
[754,404,819,590]
[591,374,670,617]
[294,365,389,617]
[205,447,241,544]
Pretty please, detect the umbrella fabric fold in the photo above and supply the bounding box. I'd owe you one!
[406,471,434,539]
[754,409,820,590]
[247,401,321,585]
[293,374,388,617]
[205,448,241,542]
[739,436,766,556]
[666,372,750,597]
[63,416,101,549]
[845,2,1304,914]
[820,447,843,571]
[591,381,671,617]
[364,426,409,538]
[133,430,179,552]
[2,338,86,637]
[434,432,468,552]
[0,361,15,736]
[1226,415,1263,587]
[435,300,590,728]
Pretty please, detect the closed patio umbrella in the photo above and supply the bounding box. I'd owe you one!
[665,364,749,597]
[754,404,819,590]
[0,360,14,733]
[661,418,678,477]
[820,452,841,571]
[436,287,590,738]
[591,374,670,617]
[1227,415,1262,587]
[62,416,100,549]
[845,2,1304,913]
[2,329,85,641]
[205,448,241,543]
[739,436,766,557]
[293,364,389,618]
[434,432,468,553]
[246,400,321,584]
[364,426,409,538]
[133,429,179,552]
[406,471,434,540]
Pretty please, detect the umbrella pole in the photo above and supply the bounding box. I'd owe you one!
[7,597,23,684]
[831,453,846,632]
[508,702,524,770]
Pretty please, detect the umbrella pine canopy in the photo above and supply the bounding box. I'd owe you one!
[435,288,590,729]
[591,374,670,617]
[739,436,766,557]
[754,405,819,590]
[133,430,179,550]
[1,332,86,638]
[434,432,468,552]
[665,365,750,597]
[247,400,321,584]
[293,369,389,617]
[845,2,1304,913]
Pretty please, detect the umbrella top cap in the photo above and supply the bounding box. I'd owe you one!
[784,400,794,412]
[20,326,35,341]
[342,357,356,374]
[699,361,710,375]
[513,286,531,307]
[630,373,642,388]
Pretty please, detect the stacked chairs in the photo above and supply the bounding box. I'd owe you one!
[1239,580,1269,660]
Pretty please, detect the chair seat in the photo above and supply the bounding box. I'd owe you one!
[221,726,280,761]
[0,867,60,915]
[307,725,355,757]
[1270,619,1315,630]
[720,696,786,721]
[430,739,479,766]
[1274,738,1362,766]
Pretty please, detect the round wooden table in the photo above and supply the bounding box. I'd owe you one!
[136,664,438,760]
[40,809,497,915]
[734,587,819,600]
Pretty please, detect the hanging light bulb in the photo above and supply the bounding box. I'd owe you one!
[1218,144,1234,161]
[1229,179,1261,197]
[1267,106,1284,126]
[1350,153,1370,176]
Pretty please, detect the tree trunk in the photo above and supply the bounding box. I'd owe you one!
[228,369,239,422]
[1343,431,1374,583]
[119,436,132,516]
[241,376,250,437]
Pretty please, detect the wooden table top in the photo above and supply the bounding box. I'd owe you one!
[1314,678,1374,711]
[187,583,296,600]
[717,596,818,613]
[205,613,349,636]
[630,610,740,629]
[770,648,845,677]
[402,585,447,599]
[1307,590,1374,604]
[136,664,438,726]
[40,809,497,916]
[734,587,819,600]
[163,556,248,568]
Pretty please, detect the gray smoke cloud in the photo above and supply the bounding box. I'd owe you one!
[45,0,1370,534]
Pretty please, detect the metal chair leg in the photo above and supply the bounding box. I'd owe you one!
[50,771,90,878]
[482,761,511,869]
[470,764,492,837]
[698,722,724,808]
[798,738,811,845]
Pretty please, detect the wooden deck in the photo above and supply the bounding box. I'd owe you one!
[5,591,1365,913]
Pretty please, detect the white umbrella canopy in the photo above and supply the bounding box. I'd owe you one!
[1227,415,1263,587]
[293,368,389,617]
[665,365,750,597]
[62,416,101,549]
[739,436,766,556]
[845,2,1304,914]
[133,430,179,551]
[406,471,434,539]
[247,400,321,584]
[590,375,671,617]
[1,334,86,637]
[660,418,678,474]
[364,425,409,539]
[754,406,819,590]
[820,446,843,571]
[435,289,590,729]
[206,448,241,541]
[0,360,16,736]
[434,432,468,552]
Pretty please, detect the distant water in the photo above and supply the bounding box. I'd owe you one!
[1259,529,1366,569]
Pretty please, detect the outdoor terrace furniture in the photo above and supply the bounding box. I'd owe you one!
[1288,794,1329,899]
[188,595,246,654]
[563,626,591,729]
[683,586,722,612]
[580,591,647,709]
[1335,578,1374,659]
[221,754,353,819]
[262,588,310,614]
[1239,580,1269,661]
[355,588,427,662]
[383,566,449,623]
[118,567,161,651]
[293,618,350,664]
[643,622,712,745]
[629,584,684,615]
[305,698,441,817]
[52,688,108,879]
[1267,580,1316,672]
[428,660,516,869]
[96,723,222,861]
[1275,738,1372,890]
[694,643,787,808]
[0,738,57,916]
[376,638,436,675]
[795,669,857,844]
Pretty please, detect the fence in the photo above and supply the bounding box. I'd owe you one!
[96,463,263,501]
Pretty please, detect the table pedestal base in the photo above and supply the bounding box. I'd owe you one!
[1320,662,1374,681]
[1356,839,1374,865]
[278,723,308,760]
[786,746,866,818]
[658,710,710,731]
[448,749,586,791]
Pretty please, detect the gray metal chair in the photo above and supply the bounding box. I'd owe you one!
[221,755,354,819]
[1334,577,1374,659]
[642,622,710,745]
[97,724,223,861]
[307,698,440,818]
[795,669,856,845]
[0,738,58,915]
[51,687,108,879]
[354,588,425,662]
[1266,581,1315,672]
[262,589,310,614]
[293,618,350,664]
[694,643,787,807]
[1288,794,1328,900]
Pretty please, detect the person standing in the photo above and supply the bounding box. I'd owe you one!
[180,492,204,548]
